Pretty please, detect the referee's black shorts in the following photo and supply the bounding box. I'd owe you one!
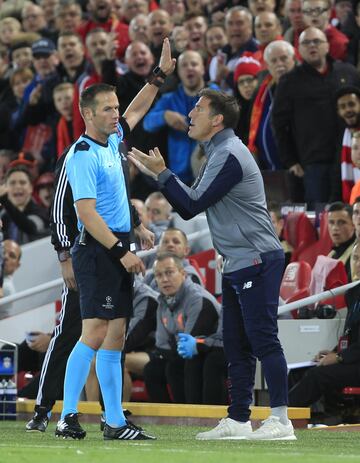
[71,232,133,320]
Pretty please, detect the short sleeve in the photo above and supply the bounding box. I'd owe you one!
[66,151,98,201]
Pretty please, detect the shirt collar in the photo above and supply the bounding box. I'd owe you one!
[202,128,235,155]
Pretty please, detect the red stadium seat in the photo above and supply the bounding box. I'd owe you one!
[283,212,317,263]
[343,387,360,395]
[280,261,312,318]
[310,257,348,310]
[189,249,216,294]
[130,379,149,402]
[297,212,333,268]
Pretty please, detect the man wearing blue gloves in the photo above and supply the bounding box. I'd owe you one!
[143,253,227,404]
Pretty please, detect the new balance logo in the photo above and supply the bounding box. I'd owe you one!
[243,281,253,289]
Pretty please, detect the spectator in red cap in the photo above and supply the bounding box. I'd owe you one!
[233,53,261,144]
[9,151,40,181]
[34,171,55,211]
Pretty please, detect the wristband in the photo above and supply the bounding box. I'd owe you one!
[148,66,167,87]
[152,66,167,79]
[109,240,127,259]
[147,76,165,88]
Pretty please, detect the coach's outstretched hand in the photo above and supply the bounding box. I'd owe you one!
[128,147,167,180]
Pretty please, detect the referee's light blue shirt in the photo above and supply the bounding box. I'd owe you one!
[66,123,131,232]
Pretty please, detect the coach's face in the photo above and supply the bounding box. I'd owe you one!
[188,96,220,142]
[90,91,119,138]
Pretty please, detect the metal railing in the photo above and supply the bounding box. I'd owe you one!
[278,280,360,316]
[0,228,211,317]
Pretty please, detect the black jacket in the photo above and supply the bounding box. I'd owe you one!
[272,58,360,169]
[341,283,360,364]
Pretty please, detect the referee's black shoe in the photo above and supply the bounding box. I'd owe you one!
[100,409,135,431]
[55,413,86,439]
[26,407,49,433]
[103,421,156,440]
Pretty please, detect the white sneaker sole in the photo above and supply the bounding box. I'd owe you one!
[196,435,249,440]
[248,434,297,441]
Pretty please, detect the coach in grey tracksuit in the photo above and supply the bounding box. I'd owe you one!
[129,88,290,431]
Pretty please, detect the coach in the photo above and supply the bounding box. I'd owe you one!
[129,88,295,441]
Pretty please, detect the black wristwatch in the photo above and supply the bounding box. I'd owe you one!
[58,250,71,262]
[148,66,167,87]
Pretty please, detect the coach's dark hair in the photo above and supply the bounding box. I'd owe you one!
[327,201,353,218]
[198,88,240,129]
[79,83,116,113]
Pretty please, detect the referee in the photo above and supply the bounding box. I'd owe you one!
[25,142,141,432]
[129,89,296,441]
[53,39,175,441]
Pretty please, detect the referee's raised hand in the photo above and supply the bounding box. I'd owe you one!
[120,251,145,276]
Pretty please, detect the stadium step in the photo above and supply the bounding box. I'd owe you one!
[17,400,310,429]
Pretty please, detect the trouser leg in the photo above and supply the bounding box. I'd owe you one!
[143,356,171,402]
[35,288,81,412]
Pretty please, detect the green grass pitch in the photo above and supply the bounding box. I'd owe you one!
[0,422,359,463]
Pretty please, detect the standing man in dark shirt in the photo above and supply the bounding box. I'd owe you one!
[272,26,360,205]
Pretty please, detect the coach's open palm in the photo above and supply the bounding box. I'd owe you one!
[128,147,166,180]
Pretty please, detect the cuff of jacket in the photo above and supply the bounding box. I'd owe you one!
[158,168,173,187]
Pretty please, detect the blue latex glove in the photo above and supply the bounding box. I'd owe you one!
[177,332,197,359]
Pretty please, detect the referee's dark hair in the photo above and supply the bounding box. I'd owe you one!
[327,201,353,218]
[198,88,240,129]
[80,83,116,113]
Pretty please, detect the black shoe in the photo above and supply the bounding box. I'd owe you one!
[100,411,137,432]
[26,408,49,433]
[55,413,86,440]
[100,413,105,431]
[103,422,156,440]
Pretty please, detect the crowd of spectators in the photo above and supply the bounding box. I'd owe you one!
[0,0,359,240]
[1,0,360,421]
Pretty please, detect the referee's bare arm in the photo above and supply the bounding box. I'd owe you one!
[76,198,145,275]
